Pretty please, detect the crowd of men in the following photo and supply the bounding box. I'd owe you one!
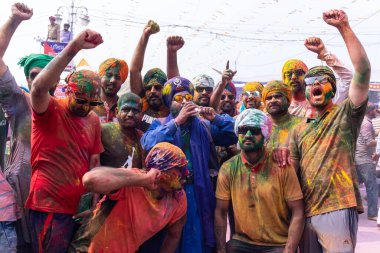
[0,2,377,253]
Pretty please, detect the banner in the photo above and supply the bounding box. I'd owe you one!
[43,41,74,71]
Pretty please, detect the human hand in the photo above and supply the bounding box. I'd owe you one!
[167,36,185,52]
[200,107,216,121]
[304,37,327,55]
[174,102,199,125]
[72,209,92,224]
[372,153,380,162]
[11,3,33,21]
[272,147,291,167]
[71,29,103,52]
[144,20,160,36]
[323,9,349,29]
[143,168,161,190]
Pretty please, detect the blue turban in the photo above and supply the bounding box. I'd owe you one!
[162,76,194,108]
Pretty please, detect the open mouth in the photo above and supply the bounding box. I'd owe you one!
[312,87,323,96]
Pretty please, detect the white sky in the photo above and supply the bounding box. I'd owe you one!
[1,0,380,88]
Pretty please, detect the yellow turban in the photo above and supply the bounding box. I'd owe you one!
[262,80,292,104]
[242,81,264,94]
[281,59,308,81]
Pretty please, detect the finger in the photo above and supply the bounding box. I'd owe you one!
[232,70,237,76]
[272,150,278,163]
[226,60,229,70]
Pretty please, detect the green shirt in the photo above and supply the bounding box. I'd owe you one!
[290,98,366,217]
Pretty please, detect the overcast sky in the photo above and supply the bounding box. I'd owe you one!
[1,0,379,87]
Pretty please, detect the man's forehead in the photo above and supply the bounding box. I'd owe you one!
[29,67,43,75]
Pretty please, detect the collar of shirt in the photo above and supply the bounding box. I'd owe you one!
[306,104,337,123]
[241,150,267,173]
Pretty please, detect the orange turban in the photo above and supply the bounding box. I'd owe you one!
[98,58,129,84]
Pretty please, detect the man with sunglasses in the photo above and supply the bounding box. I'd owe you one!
[192,74,215,108]
[282,36,353,119]
[238,82,264,112]
[100,92,144,170]
[0,3,58,251]
[289,10,371,253]
[215,109,304,253]
[26,29,104,253]
[142,76,237,253]
[93,58,129,123]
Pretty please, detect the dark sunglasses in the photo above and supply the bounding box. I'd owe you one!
[75,98,103,106]
[304,76,329,86]
[237,126,262,135]
[145,84,163,91]
[195,86,213,93]
[221,94,235,100]
[284,69,305,78]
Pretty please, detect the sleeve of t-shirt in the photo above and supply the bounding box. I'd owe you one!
[108,187,126,201]
[168,192,188,226]
[344,98,368,138]
[90,114,104,155]
[289,127,300,162]
[32,97,56,126]
[282,165,303,202]
[215,162,231,200]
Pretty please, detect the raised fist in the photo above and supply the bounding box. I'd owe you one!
[71,29,103,51]
[304,37,326,55]
[11,2,33,21]
[144,20,160,36]
[323,9,349,29]
[167,36,185,52]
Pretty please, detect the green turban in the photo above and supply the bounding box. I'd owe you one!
[18,54,54,77]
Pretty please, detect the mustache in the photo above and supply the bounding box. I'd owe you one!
[147,94,160,99]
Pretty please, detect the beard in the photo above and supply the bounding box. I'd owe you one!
[240,138,264,153]
[221,101,234,114]
[147,93,162,110]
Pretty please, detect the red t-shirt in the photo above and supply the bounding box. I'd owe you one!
[26,97,104,214]
[88,170,187,253]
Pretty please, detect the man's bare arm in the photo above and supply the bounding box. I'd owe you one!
[82,167,160,194]
[160,215,187,253]
[166,36,184,79]
[323,10,371,107]
[31,29,103,114]
[130,20,160,96]
[284,199,304,253]
[0,3,33,76]
[210,67,237,111]
[215,198,229,253]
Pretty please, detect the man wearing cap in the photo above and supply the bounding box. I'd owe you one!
[27,29,104,252]
[289,10,371,252]
[0,3,56,251]
[282,37,353,119]
[192,74,215,108]
[355,102,379,221]
[61,23,73,43]
[142,76,237,253]
[93,58,129,123]
[238,81,264,112]
[70,142,187,253]
[215,109,304,253]
[47,15,60,42]
[100,92,145,169]
[130,21,171,132]
[262,80,302,152]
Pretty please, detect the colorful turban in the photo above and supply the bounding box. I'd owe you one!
[304,66,336,94]
[225,81,237,97]
[262,80,292,104]
[192,74,215,88]
[242,82,264,94]
[281,59,308,81]
[143,68,167,89]
[117,92,142,111]
[145,142,188,172]
[18,54,54,77]
[98,58,129,84]
[234,108,272,142]
[162,76,194,107]
[65,70,101,100]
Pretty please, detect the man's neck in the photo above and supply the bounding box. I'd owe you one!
[242,148,265,165]
[120,125,137,136]
[314,101,334,117]
[292,91,306,102]
[100,91,118,106]
[270,112,291,125]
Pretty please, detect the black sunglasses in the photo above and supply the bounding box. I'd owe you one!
[75,98,103,106]
[145,84,163,91]
[221,94,235,100]
[195,86,213,93]
[237,126,262,135]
